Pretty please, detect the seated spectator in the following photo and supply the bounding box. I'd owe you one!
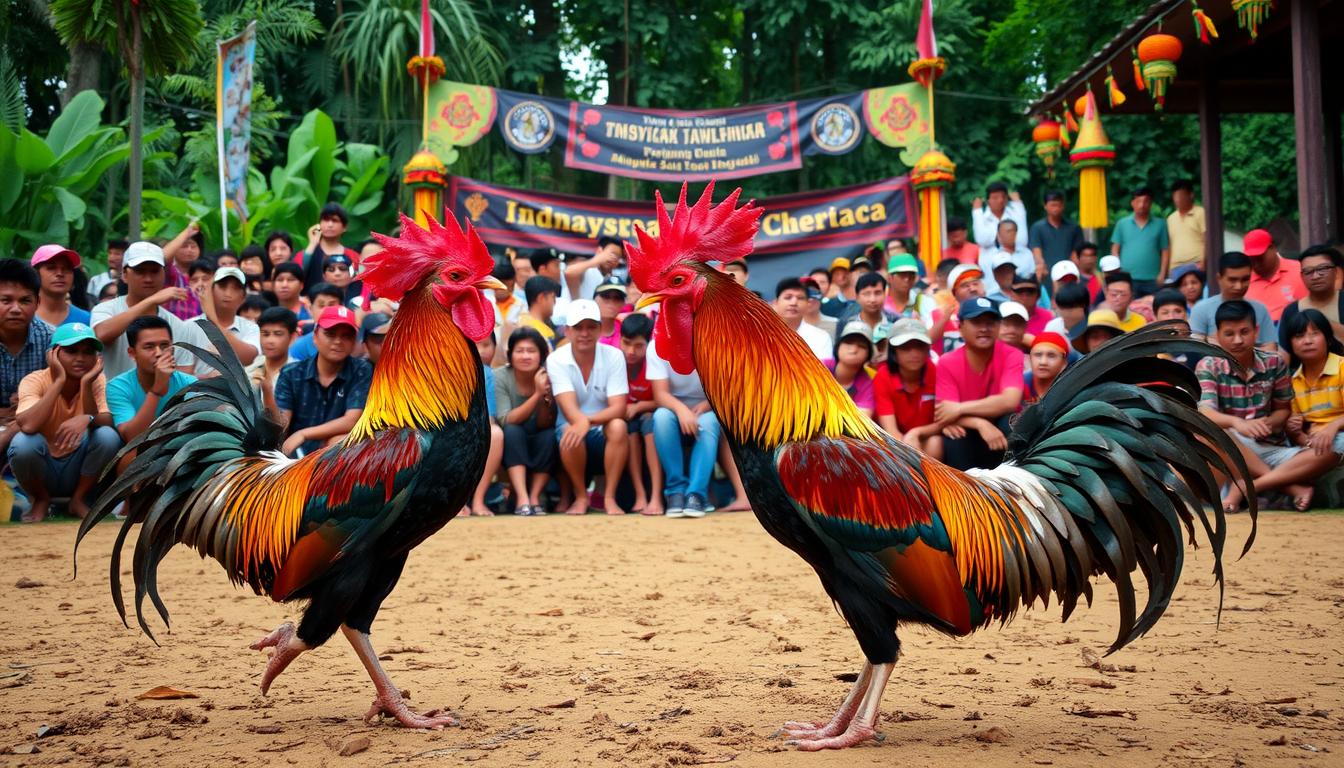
[519,275,561,348]
[1049,259,1081,299]
[1165,263,1206,311]
[723,258,750,286]
[1043,282,1091,338]
[1189,252,1276,349]
[942,216,980,265]
[594,274,627,347]
[491,260,522,353]
[1077,241,1104,303]
[828,322,876,417]
[564,236,623,301]
[465,332,504,517]
[932,257,959,296]
[934,298,1024,470]
[1283,309,1344,508]
[979,220,1033,290]
[1279,245,1344,345]
[323,253,364,307]
[87,238,128,304]
[248,307,298,390]
[190,267,260,375]
[873,318,941,458]
[299,203,361,291]
[90,242,208,378]
[510,249,535,302]
[264,231,295,270]
[274,306,371,456]
[287,283,346,361]
[821,257,854,317]
[1070,308,1127,354]
[800,277,836,341]
[239,294,270,322]
[775,277,834,362]
[95,283,119,303]
[31,245,91,328]
[1023,332,1069,405]
[213,249,240,269]
[188,257,216,295]
[1101,271,1147,332]
[807,267,830,297]
[107,316,195,443]
[983,253,1018,301]
[0,260,54,460]
[649,332,718,519]
[619,314,661,516]
[931,263,988,353]
[11,324,118,521]
[1010,275,1054,336]
[271,263,310,324]
[358,312,390,368]
[839,272,896,335]
[1243,228,1305,322]
[998,301,1030,351]
[885,254,936,323]
[1150,288,1204,370]
[1197,300,1314,512]
[548,299,628,515]
[161,222,205,320]
[496,327,557,516]
[239,244,270,293]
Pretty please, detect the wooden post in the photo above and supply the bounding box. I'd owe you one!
[1291,0,1328,246]
[1198,69,1224,277]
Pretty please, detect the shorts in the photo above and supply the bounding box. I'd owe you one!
[627,412,654,436]
[1229,431,1303,468]
[555,424,608,456]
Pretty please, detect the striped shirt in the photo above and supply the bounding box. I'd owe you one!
[1292,353,1344,425]
[0,321,53,408]
[1196,348,1292,433]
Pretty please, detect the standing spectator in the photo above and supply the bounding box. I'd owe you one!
[775,277,835,362]
[1280,245,1344,345]
[90,242,209,378]
[649,336,718,519]
[800,278,837,342]
[1070,309,1127,354]
[934,298,1025,470]
[1165,263,1207,311]
[491,260,523,339]
[0,260,53,464]
[1028,190,1084,279]
[548,299,629,515]
[1011,275,1054,339]
[930,263,988,354]
[1243,228,1306,321]
[827,322,876,417]
[971,182,1028,251]
[1101,271,1148,332]
[187,257,215,295]
[618,314,661,516]
[821,257,855,318]
[496,327,557,516]
[529,248,569,315]
[11,324,118,521]
[873,318,941,458]
[264,231,295,270]
[943,217,980,265]
[274,306,372,456]
[594,274,627,347]
[839,272,897,335]
[1188,252,1277,348]
[511,249,535,303]
[884,254,936,323]
[565,236,623,301]
[358,312,390,367]
[286,283,346,361]
[270,263,310,324]
[1077,241,1104,303]
[160,221,205,319]
[518,275,561,348]
[214,249,240,269]
[247,307,299,389]
[239,245,270,293]
[1166,179,1206,270]
[723,258,750,286]
[1109,187,1170,295]
[106,316,195,442]
[979,221,1034,285]
[807,267,831,297]
[31,245,91,328]
[1023,332,1069,405]
[321,254,364,307]
[1043,282,1091,338]
[190,267,260,374]
[87,238,128,303]
[299,203,361,291]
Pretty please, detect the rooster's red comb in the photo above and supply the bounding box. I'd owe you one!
[364,208,493,300]
[626,181,762,285]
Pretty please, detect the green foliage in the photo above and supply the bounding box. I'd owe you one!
[49,0,204,77]
[0,51,24,132]
[1221,114,1299,230]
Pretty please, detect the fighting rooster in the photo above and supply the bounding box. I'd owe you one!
[628,184,1255,750]
[76,211,504,728]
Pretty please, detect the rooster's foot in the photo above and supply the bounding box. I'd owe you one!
[250,621,308,695]
[364,691,458,729]
[789,724,879,751]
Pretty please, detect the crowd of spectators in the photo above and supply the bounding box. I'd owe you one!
[4,185,1342,521]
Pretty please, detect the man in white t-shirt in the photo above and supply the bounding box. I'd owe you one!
[775,277,834,362]
[646,339,720,518]
[90,241,210,378]
[564,236,623,301]
[546,299,630,515]
[189,267,260,376]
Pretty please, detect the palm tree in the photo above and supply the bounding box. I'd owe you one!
[51,0,203,239]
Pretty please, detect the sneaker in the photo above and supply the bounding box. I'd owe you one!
[665,493,686,518]
[683,494,709,518]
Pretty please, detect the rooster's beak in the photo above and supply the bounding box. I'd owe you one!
[475,276,508,292]
[635,293,663,311]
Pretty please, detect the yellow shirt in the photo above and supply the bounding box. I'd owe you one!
[1166,205,1206,268]
[17,368,110,458]
[518,313,556,345]
[1117,310,1147,333]
[1292,353,1344,425]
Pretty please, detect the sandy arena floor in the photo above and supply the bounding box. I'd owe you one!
[1,510,1341,766]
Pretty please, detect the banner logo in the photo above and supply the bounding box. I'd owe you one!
[810,103,860,154]
[502,100,556,153]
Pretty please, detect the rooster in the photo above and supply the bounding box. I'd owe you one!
[76,211,505,729]
[628,184,1256,750]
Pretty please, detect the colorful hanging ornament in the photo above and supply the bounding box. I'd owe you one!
[1105,65,1126,107]
[911,149,956,275]
[1070,91,1115,230]
[1065,106,1080,134]
[1137,32,1182,110]
[402,149,448,229]
[1131,47,1146,92]
[1191,2,1220,44]
[1032,120,1062,180]
[1058,110,1072,150]
[1073,94,1089,117]
[1232,0,1273,40]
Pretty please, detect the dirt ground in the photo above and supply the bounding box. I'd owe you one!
[1,510,1341,767]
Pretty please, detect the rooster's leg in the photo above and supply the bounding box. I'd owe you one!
[250,622,309,695]
[342,625,458,729]
[781,662,872,739]
[791,663,892,751]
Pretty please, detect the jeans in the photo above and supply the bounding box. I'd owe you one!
[652,407,721,499]
[8,426,121,499]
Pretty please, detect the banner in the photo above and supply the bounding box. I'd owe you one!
[216,22,257,241]
[447,176,914,258]
[428,82,929,182]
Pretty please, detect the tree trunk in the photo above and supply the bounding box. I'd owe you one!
[740,7,753,104]
[61,43,102,107]
[127,6,144,240]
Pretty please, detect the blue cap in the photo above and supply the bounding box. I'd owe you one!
[958,296,1001,320]
[1165,262,1206,286]
[50,322,104,352]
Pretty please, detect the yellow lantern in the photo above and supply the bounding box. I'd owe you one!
[1137,33,1183,111]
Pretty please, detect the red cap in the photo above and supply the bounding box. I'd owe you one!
[316,305,358,332]
[31,244,81,269]
[1031,331,1070,355]
[1243,229,1273,257]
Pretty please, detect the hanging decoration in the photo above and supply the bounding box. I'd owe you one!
[1232,0,1274,40]
[1137,32,1182,110]
[1070,90,1115,230]
[1131,47,1146,92]
[1031,120,1061,180]
[1191,2,1220,44]
[907,0,951,273]
[403,0,446,228]
[1058,110,1072,150]
[1105,65,1126,107]
[1073,94,1089,117]
[1064,106,1079,135]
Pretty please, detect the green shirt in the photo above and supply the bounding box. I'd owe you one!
[1110,215,1170,281]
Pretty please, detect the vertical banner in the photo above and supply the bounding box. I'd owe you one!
[217,22,257,245]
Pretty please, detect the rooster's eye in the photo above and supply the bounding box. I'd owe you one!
[671,275,686,286]
[448,272,462,282]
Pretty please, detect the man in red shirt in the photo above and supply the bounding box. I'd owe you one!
[1242,228,1305,321]
[941,217,980,265]
[933,297,1025,470]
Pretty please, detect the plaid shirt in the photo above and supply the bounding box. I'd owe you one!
[164,262,202,320]
[274,356,373,455]
[1197,348,1293,437]
[0,321,53,409]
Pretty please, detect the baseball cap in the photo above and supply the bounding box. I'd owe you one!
[850,256,875,272]
[1099,255,1122,272]
[324,254,353,270]
[566,298,601,326]
[316,305,358,332]
[887,254,920,274]
[124,241,165,268]
[887,317,931,347]
[360,312,392,340]
[50,322,103,352]
[959,296,1001,320]
[31,244,81,269]
[948,264,984,290]
[1243,229,1273,257]
[829,257,851,273]
[1011,274,1040,291]
[838,321,874,344]
[1031,331,1070,355]
[213,266,246,285]
[990,252,1016,271]
[1165,262,1206,286]
[999,300,1029,322]
[595,274,628,296]
[1050,260,1081,283]
[1072,308,1126,352]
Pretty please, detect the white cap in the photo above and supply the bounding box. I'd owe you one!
[124,241,165,268]
[991,252,1016,270]
[566,298,601,326]
[1099,255,1122,272]
[948,263,984,288]
[999,300,1029,322]
[1050,260,1080,283]
[213,266,247,285]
